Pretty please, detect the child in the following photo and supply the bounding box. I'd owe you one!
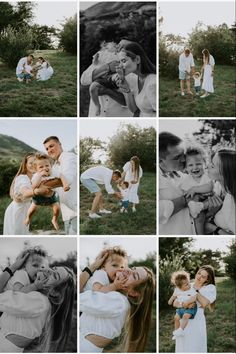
[168,270,197,340]
[89,42,120,116]
[178,146,213,234]
[24,153,70,231]
[119,181,130,213]
[22,62,33,83]
[193,71,202,95]
[4,246,49,293]
[83,246,128,293]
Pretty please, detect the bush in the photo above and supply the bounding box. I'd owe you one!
[159,39,179,79]
[0,159,18,196]
[0,25,34,68]
[224,240,236,280]
[59,15,77,54]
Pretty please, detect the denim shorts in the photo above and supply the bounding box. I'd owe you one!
[179,71,190,80]
[17,73,32,80]
[195,86,201,93]
[32,192,59,206]
[121,200,129,208]
[80,178,100,193]
[176,306,197,319]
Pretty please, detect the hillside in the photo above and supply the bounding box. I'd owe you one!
[0,134,36,161]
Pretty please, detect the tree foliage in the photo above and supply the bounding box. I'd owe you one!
[80,137,104,172]
[224,240,236,279]
[0,159,18,196]
[59,15,77,54]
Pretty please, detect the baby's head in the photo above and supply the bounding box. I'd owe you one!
[34,153,52,176]
[185,145,206,179]
[120,181,129,190]
[20,246,49,282]
[99,246,128,282]
[171,270,190,291]
[194,71,200,79]
[101,41,117,53]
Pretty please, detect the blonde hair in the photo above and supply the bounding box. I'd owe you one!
[130,156,141,180]
[97,246,128,267]
[120,267,155,352]
[171,270,190,288]
[34,152,51,165]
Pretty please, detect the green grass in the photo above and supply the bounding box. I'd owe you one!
[0,195,64,235]
[159,65,235,117]
[159,277,236,353]
[0,50,77,117]
[80,172,156,235]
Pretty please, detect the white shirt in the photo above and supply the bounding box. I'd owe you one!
[178,53,195,72]
[80,290,130,339]
[4,270,30,291]
[194,77,201,86]
[81,166,115,194]
[173,286,197,303]
[16,57,28,75]
[120,188,130,201]
[83,269,110,292]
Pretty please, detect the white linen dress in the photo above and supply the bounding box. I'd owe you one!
[3,175,32,235]
[123,161,143,204]
[214,193,235,234]
[202,55,215,93]
[36,62,54,81]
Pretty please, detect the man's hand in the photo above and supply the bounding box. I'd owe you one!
[114,192,122,199]
[41,178,62,189]
[34,185,52,197]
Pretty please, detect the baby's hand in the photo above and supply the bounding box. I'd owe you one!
[114,273,128,290]
[34,271,48,290]
[185,187,197,199]
[63,184,70,192]
[116,65,125,81]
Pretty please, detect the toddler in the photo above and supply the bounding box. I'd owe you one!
[119,181,130,213]
[168,270,197,340]
[24,153,70,231]
[193,71,202,95]
[83,246,128,293]
[21,63,33,83]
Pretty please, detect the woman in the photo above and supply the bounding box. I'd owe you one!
[36,57,54,81]
[0,256,76,352]
[3,153,35,235]
[117,41,156,117]
[175,265,216,353]
[121,156,143,212]
[206,149,236,234]
[200,49,215,98]
[80,265,155,352]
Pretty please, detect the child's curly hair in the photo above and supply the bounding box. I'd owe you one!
[96,246,128,268]
[18,245,48,261]
[171,270,190,288]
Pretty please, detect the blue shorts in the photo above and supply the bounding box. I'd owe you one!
[17,73,32,80]
[176,306,197,319]
[121,200,129,209]
[80,178,100,193]
[32,192,59,206]
[194,86,201,93]
[179,71,190,80]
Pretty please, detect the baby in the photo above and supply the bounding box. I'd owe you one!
[89,41,120,116]
[83,246,128,293]
[118,181,130,213]
[168,270,197,340]
[24,153,70,231]
[193,71,202,95]
[22,62,33,83]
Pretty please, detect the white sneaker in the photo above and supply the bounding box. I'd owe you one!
[173,328,185,337]
[181,91,185,96]
[99,209,112,214]
[132,206,136,213]
[89,212,101,219]
[120,207,124,213]
[200,93,207,98]
[17,77,24,82]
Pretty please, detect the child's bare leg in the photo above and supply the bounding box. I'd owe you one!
[25,203,38,225]
[181,313,192,330]
[194,210,206,235]
[60,175,70,191]
[51,203,60,230]
[89,82,102,116]
[174,314,181,330]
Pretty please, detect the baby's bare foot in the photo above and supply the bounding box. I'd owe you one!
[52,217,59,231]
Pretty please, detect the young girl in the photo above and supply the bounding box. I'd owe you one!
[201,49,215,98]
[36,57,54,81]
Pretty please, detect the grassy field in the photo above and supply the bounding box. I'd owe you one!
[0,195,64,235]
[80,172,156,235]
[0,50,77,117]
[159,277,236,353]
[159,65,235,117]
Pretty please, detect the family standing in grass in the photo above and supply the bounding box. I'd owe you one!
[159,132,236,235]
[80,246,155,352]
[80,156,143,219]
[3,136,77,235]
[178,48,215,98]
[16,54,54,83]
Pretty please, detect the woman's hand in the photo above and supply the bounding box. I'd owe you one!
[90,252,109,273]
[130,180,138,184]
[10,252,30,273]
[182,301,196,309]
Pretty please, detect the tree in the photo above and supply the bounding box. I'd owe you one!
[0,159,18,196]
[59,14,77,54]
[80,137,104,172]
[0,2,34,33]
[159,238,193,260]
[224,240,236,279]
[31,24,57,50]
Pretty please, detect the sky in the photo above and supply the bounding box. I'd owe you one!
[79,237,156,268]
[80,1,96,11]
[0,119,77,151]
[160,1,235,37]
[159,119,202,139]
[0,237,77,268]
[190,236,233,253]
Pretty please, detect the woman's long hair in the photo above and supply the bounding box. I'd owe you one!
[218,149,236,204]
[120,267,155,352]
[130,156,140,180]
[119,42,156,75]
[9,152,35,198]
[202,49,210,64]
[198,265,216,312]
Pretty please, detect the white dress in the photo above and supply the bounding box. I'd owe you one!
[214,193,235,234]
[3,175,32,235]
[36,62,54,81]
[175,284,216,353]
[202,55,215,93]
[123,161,143,204]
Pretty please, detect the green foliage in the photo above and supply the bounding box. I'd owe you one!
[59,15,77,54]
[107,124,156,172]
[0,2,34,33]
[159,238,193,259]
[0,159,18,196]
[224,240,236,279]
[159,38,180,79]
[130,252,156,274]
[31,24,56,50]
[80,137,104,172]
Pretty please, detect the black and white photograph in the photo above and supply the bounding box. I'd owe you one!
[80,1,156,117]
[80,236,156,352]
[159,119,236,235]
[0,119,77,235]
[0,237,77,352]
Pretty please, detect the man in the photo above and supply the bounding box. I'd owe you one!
[16,54,34,82]
[178,48,195,96]
[80,166,121,219]
[159,132,195,235]
[43,136,77,234]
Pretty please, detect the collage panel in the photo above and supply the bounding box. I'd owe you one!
[80,1,156,117]
[0,236,77,352]
[0,119,77,235]
[80,236,157,353]
[0,1,77,118]
[79,118,156,235]
[159,0,235,117]
[159,119,236,236]
[159,236,236,353]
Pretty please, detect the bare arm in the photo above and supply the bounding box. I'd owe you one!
[171,196,187,216]
[92,61,119,81]
[185,182,213,198]
[92,276,128,293]
[168,293,177,305]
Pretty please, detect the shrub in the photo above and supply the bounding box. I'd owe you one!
[0,25,34,68]
[224,240,236,280]
[59,15,77,54]
[0,159,18,196]
[159,39,179,79]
